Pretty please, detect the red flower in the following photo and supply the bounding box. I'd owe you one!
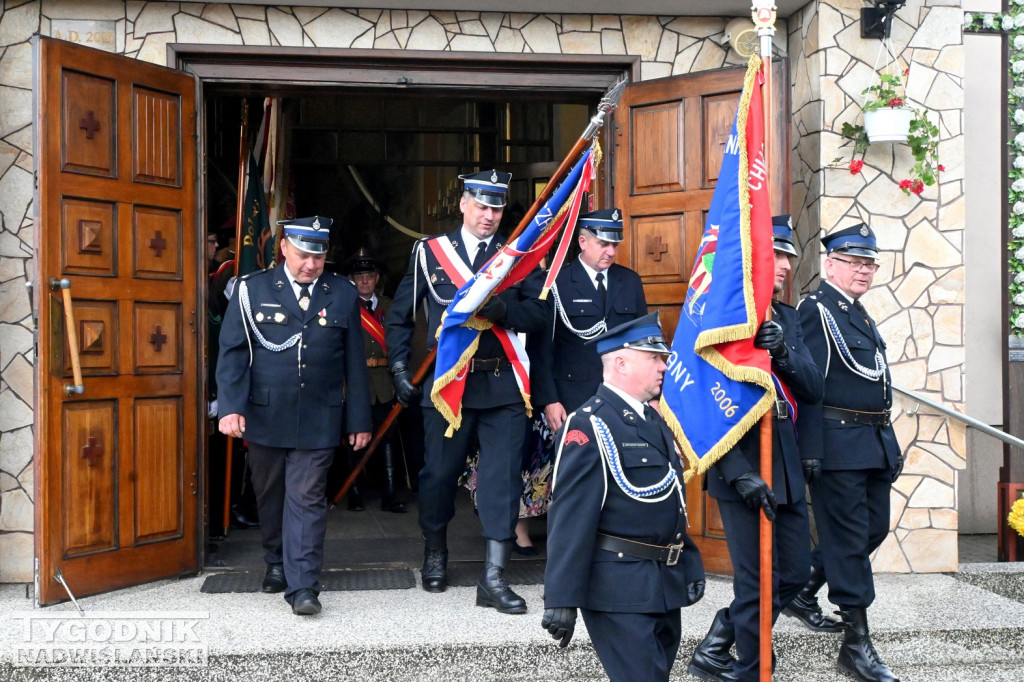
[888,97,904,108]
[849,159,864,175]
[903,68,910,77]
[937,164,946,172]
[899,179,913,190]
[910,180,925,195]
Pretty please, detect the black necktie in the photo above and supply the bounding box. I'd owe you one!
[364,299,374,313]
[596,272,607,314]
[472,242,488,272]
[298,284,311,311]
[644,405,658,423]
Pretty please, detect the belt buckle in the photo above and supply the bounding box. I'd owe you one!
[493,361,501,377]
[666,543,683,566]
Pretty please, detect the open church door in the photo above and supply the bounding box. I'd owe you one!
[33,36,201,605]
[613,61,790,574]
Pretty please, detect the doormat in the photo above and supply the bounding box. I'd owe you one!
[200,568,416,594]
[447,560,546,587]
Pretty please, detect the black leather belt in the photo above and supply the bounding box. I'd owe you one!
[595,533,684,566]
[822,406,891,426]
[468,357,513,373]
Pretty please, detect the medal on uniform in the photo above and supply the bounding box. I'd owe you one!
[274,312,286,323]
[318,308,327,326]
[256,312,264,322]
[299,295,310,311]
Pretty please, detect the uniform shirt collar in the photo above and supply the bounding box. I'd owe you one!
[283,266,318,299]
[460,227,493,259]
[603,383,649,419]
[578,258,608,291]
[824,279,857,305]
[360,293,379,308]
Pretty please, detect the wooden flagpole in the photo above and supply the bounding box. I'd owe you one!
[329,79,626,507]
[223,98,249,532]
[752,2,777,680]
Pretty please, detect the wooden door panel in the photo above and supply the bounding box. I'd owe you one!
[62,400,118,557]
[35,36,199,605]
[61,70,116,176]
[615,62,791,576]
[61,198,117,275]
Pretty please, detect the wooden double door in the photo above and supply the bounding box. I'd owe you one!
[32,37,789,603]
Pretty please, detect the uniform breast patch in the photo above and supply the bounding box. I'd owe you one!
[564,430,590,446]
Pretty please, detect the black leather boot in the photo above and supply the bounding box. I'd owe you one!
[837,608,899,682]
[345,450,365,511]
[380,444,407,513]
[784,565,843,632]
[688,608,739,682]
[476,540,527,614]
[421,530,448,593]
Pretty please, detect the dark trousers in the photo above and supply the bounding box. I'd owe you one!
[247,443,334,601]
[718,498,810,681]
[419,403,524,541]
[582,608,682,682]
[810,467,891,608]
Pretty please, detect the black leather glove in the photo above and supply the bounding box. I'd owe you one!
[390,362,420,406]
[891,454,904,482]
[733,472,778,521]
[687,579,706,605]
[541,607,577,648]
[476,297,507,325]
[754,320,788,359]
[802,458,822,484]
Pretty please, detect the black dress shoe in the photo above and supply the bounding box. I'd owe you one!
[347,488,365,512]
[229,507,259,530]
[513,542,538,557]
[381,493,407,513]
[262,564,286,593]
[291,589,321,616]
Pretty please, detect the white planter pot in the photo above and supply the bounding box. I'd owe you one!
[863,107,913,143]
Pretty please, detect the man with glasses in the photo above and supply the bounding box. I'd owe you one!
[790,223,903,682]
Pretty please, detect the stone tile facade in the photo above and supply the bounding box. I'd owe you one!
[0,0,965,581]
[789,0,966,572]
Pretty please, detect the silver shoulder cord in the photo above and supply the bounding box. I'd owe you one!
[416,240,454,306]
[550,283,607,339]
[817,302,886,381]
[238,279,302,367]
[591,415,682,505]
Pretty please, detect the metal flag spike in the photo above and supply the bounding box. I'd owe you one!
[54,567,84,613]
[584,76,629,141]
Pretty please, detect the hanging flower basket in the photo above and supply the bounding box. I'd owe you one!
[863,107,913,143]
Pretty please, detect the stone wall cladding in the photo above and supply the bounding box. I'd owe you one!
[0,0,964,580]
[789,0,966,573]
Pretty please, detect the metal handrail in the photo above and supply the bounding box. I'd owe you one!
[892,384,1024,452]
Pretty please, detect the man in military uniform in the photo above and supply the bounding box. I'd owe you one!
[385,170,545,613]
[533,208,647,432]
[343,247,407,513]
[542,312,705,682]
[217,216,372,616]
[688,216,824,682]
[790,223,903,682]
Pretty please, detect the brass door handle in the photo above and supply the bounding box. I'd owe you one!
[49,277,85,396]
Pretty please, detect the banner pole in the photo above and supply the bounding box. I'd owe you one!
[223,98,249,533]
[329,79,626,507]
[752,2,777,680]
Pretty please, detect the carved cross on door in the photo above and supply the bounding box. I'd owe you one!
[82,436,103,466]
[79,111,101,139]
[149,230,167,257]
[647,235,669,262]
[150,325,167,352]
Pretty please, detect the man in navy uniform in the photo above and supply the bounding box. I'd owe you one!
[533,208,647,433]
[385,170,545,613]
[790,223,903,682]
[688,216,824,682]
[542,312,705,682]
[217,216,372,616]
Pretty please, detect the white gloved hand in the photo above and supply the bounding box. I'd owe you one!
[208,399,219,419]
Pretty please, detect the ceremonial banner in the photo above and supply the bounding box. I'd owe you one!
[432,148,595,432]
[661,58,776,481]
[236,151,275,275]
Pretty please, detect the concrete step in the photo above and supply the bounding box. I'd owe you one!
[1,565,1023,681]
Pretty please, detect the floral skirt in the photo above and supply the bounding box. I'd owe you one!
[460,414,555,519]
